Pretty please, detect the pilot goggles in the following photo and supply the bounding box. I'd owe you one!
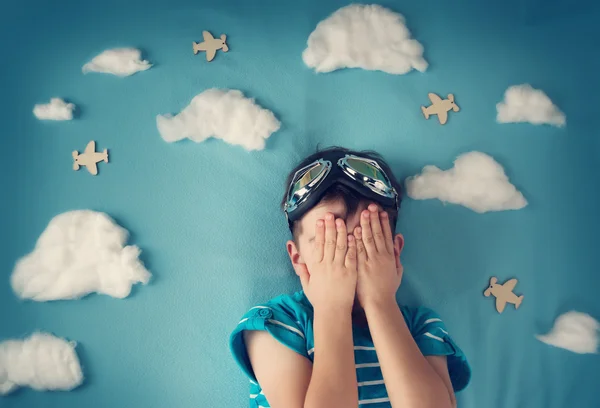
[284,152,400,230]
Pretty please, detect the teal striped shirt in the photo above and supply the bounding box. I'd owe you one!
[230,291,470,407]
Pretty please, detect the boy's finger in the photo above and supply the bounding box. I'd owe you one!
[323,213,336,262]
[368,204,385,253]
[354,227,367,265]
[334,218,348,264]
[360,210,376,256]
[314,219,325,262]
[345,234,357,269]
[380,211,394,254]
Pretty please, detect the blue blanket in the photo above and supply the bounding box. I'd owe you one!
[1,0,599,407]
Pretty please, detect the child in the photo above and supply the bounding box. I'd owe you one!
[230,147,470,408]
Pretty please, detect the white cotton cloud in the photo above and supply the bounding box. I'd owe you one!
[11,210,151,301]
[82,48,152,77]
[405,151,528,213]
[302,4,427,75]
[536,311,599,354]
[0,333,83,395]
[496,84,566,127]
[33,98,75,121]
[156,89,281,151]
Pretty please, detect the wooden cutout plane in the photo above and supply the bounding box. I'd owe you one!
[72,141,108,176]
[193,31,229,62]
[484,277,524,313]
[421,93,460,125]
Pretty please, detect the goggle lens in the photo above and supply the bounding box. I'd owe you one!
[286,162,328,210]
[292,163,326,192]
[345,158,388,185]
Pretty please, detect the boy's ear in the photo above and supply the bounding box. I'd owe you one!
[394,233,405,253]
[286,240,309,280]
[393,233,405,268]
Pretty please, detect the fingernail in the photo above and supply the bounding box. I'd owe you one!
[363,211,370,218]
[356,227,362,235]
[326,213,333,221]
[317,220,323,227]
[381,212,388,218]
[348,235,354,242]
[336,219,343,228]
[369,204,378,212]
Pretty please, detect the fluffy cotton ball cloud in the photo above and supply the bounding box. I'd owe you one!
[497,84,566,127]
[405,151,528,213]
[0,332,83,395]
[82,48,152,77]
[156,89,281,151]
[33,98,75,121]
[536,311,599,354]
[11,210,151,301]
[303,4,427,75]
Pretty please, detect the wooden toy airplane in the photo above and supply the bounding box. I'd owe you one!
[421,93,460,125]
[484,277,524,313]
[193,31,229,62]
[72,141,108,176]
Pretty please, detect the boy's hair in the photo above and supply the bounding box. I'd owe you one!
[281,146,403,238]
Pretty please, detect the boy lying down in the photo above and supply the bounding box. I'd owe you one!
[230,147,471,408]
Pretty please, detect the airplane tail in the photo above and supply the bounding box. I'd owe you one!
[221,34,229,52]
[192,42,199,55]
[72,151,80,170]
[515,295,524,309]
[103,149,108,163]
[421,106,429,119]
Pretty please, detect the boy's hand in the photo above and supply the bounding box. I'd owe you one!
[298,213,358,314]
[354,204,402,310]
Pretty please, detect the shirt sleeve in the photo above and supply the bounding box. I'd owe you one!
[230,302,308,382]
[409,307,471,392]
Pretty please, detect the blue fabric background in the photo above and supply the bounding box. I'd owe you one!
[1,0,599,407]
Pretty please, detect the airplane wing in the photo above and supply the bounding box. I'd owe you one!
[428,93,442,104]
[205,48,216,62]
[438,110,448,125]
[503,279,518,292]
[496,298,507,313]
[87,162,98,176]
[202,31,214,41]
[84,141,95,154]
